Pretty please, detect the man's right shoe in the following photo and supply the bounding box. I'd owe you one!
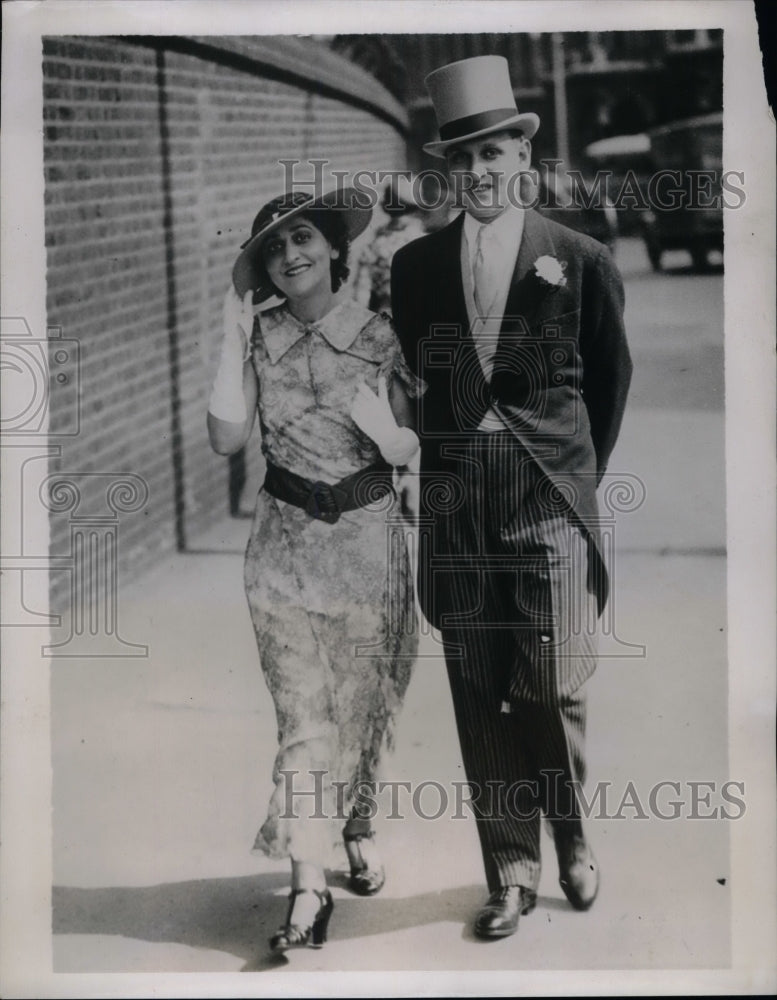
[473,886,537,939]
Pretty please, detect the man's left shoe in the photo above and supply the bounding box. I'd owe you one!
[473,886,537,939]
[556,835,599,911]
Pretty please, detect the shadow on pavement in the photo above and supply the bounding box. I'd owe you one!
[53,873,568,971]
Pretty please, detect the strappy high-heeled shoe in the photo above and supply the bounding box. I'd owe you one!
[343,829,386,896]
[269,887,334,953]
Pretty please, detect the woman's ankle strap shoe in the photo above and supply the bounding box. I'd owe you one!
[269,887,334,953]
[343,830,386,896]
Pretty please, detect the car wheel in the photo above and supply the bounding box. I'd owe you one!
[645,238,662,272]
[690,244,710,272]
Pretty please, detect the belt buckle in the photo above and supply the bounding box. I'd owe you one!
[305,481,343,524]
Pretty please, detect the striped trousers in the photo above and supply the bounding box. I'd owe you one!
[423,431,599,892]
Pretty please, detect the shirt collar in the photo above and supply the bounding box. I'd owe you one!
[463,202,525,265]
[259,299,372,364]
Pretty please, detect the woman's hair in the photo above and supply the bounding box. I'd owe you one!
[259,210,351,298]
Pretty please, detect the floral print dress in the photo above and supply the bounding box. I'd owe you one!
[244,298,419,864]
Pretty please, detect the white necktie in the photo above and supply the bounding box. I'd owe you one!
[473,223,499,317]
[471,224,501,380]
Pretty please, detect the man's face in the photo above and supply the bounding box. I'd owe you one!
[445,130,531,223]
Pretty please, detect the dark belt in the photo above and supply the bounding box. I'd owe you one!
[263,458,393,524]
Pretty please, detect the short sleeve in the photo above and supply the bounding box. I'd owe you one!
[378,345,427,398]
[369,312,426,398]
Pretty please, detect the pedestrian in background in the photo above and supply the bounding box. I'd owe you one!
[353,175,427,314]
[207,188,422,955]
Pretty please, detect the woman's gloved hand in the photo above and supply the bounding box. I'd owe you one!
[208,287,254,423]
[350,377,419,467]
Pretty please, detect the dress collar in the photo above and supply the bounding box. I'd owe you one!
[259,299,373,364]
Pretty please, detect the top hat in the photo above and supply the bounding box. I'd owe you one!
[232,188,372,299]
[423,55,540,158]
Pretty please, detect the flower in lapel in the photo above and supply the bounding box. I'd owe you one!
[533,255,567,289]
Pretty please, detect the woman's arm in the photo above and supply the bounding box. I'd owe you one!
[350,374,419,467]
[387,372,421,522]
[207,287,259,455]
[207,361,258,455]
[388,371,416,433]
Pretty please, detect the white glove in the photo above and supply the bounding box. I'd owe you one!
[350,377,419,467]
[208,287,254,423]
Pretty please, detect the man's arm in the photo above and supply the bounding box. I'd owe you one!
[389,243,425,523]
[390,244,421,378]
[579,245,633,481]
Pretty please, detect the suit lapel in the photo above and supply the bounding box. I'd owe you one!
[435,213,468,326]
[438,209,557,334]
[436,213,490,425]
[501,209,557,335]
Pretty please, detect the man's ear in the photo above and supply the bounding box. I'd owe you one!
[519,137,532,165]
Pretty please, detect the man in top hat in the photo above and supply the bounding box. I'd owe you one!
[390,55,632,939]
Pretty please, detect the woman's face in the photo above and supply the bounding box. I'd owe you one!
[260,216,338,303]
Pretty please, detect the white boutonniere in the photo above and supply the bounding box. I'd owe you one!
[533,255,567,288]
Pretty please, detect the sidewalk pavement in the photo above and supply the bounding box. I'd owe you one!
[50,240,730,974]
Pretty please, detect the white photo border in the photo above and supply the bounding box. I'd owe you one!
[1,1,774,996]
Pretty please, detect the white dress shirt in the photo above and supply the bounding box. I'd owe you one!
[461,204,525,431]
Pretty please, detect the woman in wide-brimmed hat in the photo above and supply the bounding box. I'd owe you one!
[207,188,420,956]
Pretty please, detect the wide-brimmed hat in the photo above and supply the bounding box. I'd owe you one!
[232,188,373,298]
[423,55,540,158]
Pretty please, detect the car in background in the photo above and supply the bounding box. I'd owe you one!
[582,113,723,272]
[536,161,619,251]
[639,112,723,271]
[581,132,653,238]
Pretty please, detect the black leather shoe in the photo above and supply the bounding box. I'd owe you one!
[473,886,537,939]
[556,834,599,911]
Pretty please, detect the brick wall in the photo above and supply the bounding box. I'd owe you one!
[42,36,408,612]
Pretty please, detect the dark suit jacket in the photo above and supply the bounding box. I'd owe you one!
[390,208,633,613]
